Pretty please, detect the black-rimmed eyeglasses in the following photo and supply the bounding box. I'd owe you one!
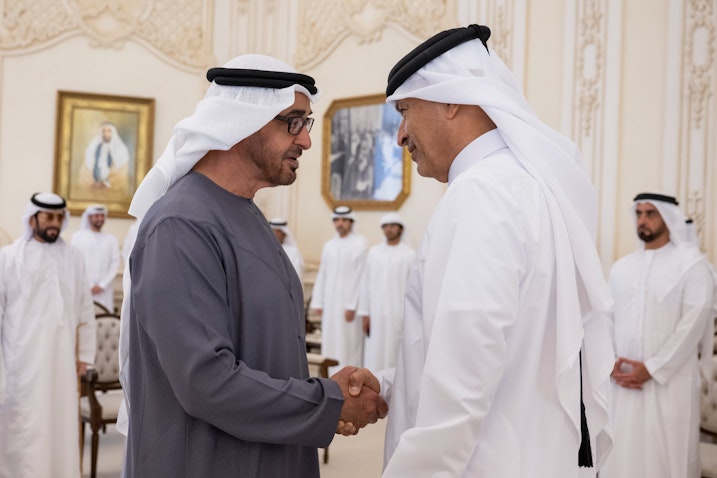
[274,115,314,135]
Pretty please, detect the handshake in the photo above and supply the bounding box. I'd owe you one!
[330,366,388,436]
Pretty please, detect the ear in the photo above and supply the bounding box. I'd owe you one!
[444,103,461,120]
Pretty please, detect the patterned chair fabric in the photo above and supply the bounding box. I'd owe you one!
[80,313,123,478]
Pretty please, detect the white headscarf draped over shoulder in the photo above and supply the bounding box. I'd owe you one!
[128,54,321,220]
[386,25,614,467]
[117,54,321,437]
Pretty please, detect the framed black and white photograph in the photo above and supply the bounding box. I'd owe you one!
[322,94,410,210]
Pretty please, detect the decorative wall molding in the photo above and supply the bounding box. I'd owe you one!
[575,0,604,139]
[686,0,715,129]
[562,0,622,268]
[455,0,527,85]
[0,0,214,71]
[663,0,716,255]
[221,0,303,224]
[294,0,455,70]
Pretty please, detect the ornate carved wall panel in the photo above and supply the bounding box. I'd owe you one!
[457,0,526,75]
[663,0,717,255]
[562,0,622,267]
[294,0,456,70]
[0,0,213,71]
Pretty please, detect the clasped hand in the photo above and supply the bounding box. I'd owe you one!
[330,366,388,436]
[611,357,652,389]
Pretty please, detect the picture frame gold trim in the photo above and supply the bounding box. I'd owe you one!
[321,94,410,210]
[54,91,155,218]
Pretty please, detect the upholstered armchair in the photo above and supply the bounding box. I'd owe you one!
[80,313,123,478]
[93,300,111,315]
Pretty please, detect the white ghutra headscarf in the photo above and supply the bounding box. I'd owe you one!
[79,204,108,231]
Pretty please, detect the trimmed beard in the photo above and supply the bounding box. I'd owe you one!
[35,226,60,243]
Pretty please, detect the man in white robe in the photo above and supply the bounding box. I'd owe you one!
[358,213,415,371]
[601,193,715,478]
[349,24,615,477]
[269,217,304,281]
[310,206,368,373]
[0,192,96,478]
[71,204,121,313]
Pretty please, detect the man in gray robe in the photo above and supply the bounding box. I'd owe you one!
[122,54,386,477]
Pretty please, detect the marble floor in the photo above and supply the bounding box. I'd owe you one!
[81,417,386,477]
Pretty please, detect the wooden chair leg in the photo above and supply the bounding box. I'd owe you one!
[323,446,329,464]
[91,429,100,478]
[79,421,85,473]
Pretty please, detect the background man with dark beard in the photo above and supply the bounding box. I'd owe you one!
[602,192,715,478]
[0,192,96,478]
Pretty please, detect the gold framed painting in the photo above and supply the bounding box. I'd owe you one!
[54,91,155,217]
[322,94,410,210]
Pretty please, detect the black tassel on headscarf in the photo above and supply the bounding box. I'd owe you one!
[578,352,593,467]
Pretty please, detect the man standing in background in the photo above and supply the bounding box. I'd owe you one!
[602,193,714,478]
[269,217,304,282]
[311,206,368,373]
[358,213,414,370]
[0,192,96,478]
[71,204,121,313]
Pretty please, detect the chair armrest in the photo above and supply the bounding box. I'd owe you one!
[80,368,104,420]
[307,353,339,378]
[82,368,99,383]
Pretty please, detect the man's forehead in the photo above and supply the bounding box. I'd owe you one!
[636,202,660,213]
[279,93,311,116]
[395,98,417,108]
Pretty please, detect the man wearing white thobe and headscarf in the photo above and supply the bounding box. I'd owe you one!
[269,217,304,281]
[601,193,715,478]
[0,192,96,478]
[353,24,615,477]
[358,213,415,371]
[71,204,121,313]
[310,206,368,374]
[118,55,386,477]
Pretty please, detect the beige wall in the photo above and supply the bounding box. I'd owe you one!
[1,0,715,277]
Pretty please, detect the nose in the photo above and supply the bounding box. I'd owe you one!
[46,214,65,225]
[396,119,408,147]
[294,126,312,150]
